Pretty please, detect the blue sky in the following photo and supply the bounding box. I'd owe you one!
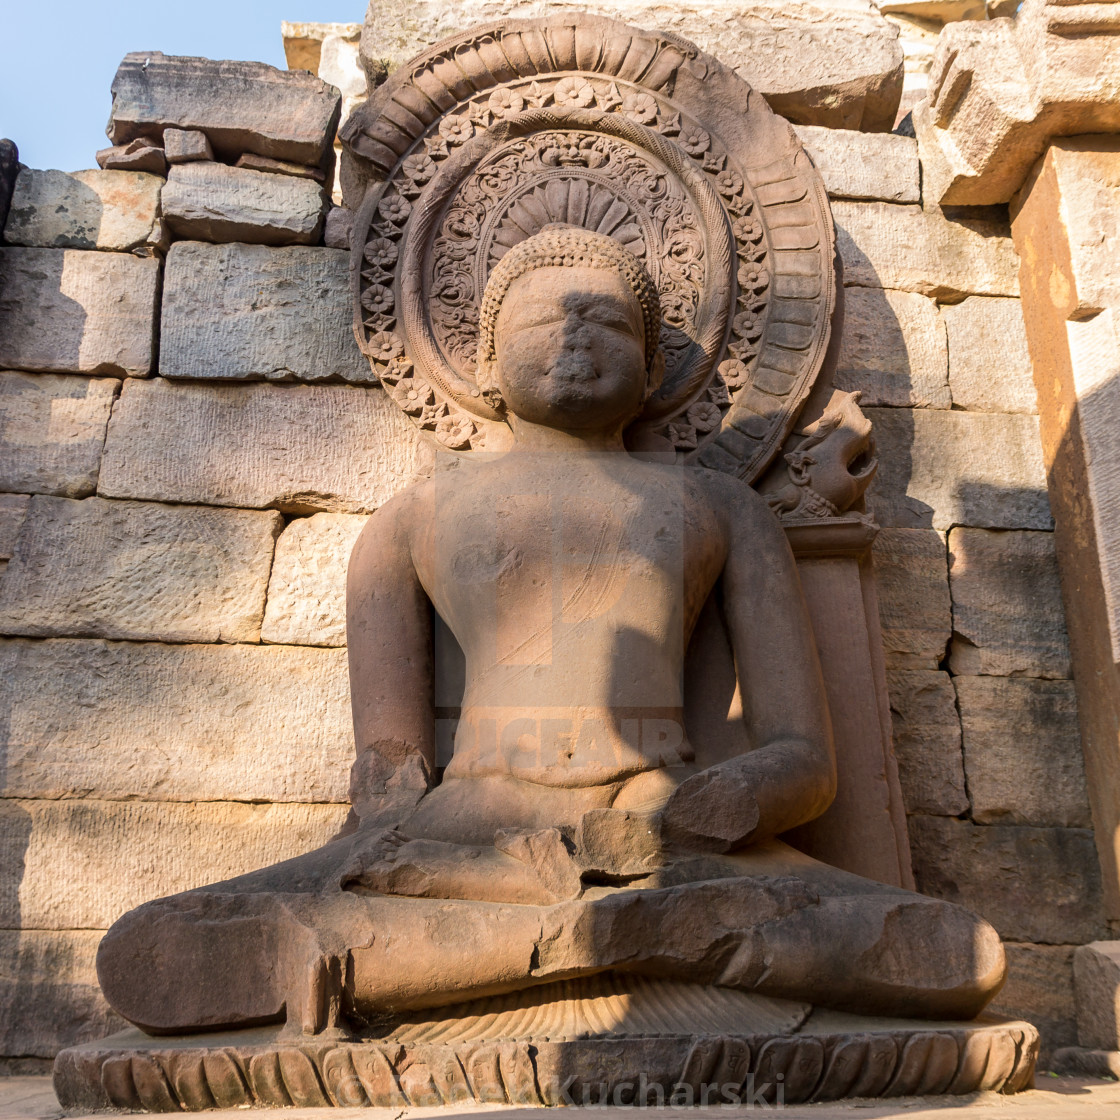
[1,1,365,172]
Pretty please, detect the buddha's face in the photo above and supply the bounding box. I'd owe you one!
[493,265,649,431]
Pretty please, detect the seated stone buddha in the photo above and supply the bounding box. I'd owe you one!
[97,226,1005,1038]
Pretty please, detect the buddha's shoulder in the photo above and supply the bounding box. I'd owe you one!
[685,465,774,520]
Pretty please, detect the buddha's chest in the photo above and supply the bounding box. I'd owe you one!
[417,473,720,646]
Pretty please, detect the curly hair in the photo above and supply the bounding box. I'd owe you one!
[476,225,662,404]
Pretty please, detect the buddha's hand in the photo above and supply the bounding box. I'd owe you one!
[341,828,575,905]
[573,808,665,881]
[659,759,762,853]
[338,828,417,895]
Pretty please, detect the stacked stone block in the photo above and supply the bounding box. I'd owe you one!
[0,20,1098,1071]
[0,53,434,1069]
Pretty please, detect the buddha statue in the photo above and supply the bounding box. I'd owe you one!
[96,226,1005,1040]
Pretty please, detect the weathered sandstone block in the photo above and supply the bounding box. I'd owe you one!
[832,200,1020,299]
[0,373,118,498]
[95,140,167,176]
[0,496,280,643]
[793,125,919,202]
[3,169,164,252]
[161,162,326,246]
[0,138,18,232]
[885,669,967,816]
[0,930,123,1058]
[0,638,352,803]
[866,408,1051,531]
[262,512,367,646]
[0,799,349,930]
[887,663,967,815]
[1074,942,1120,1051]
[957,676,1089,828]
[160,242,369,383]
[236,153,326,181]
[0,494,29,559]
[908,814,1108,944]
[948,528,1072,678]
[162,128,213,163]
[835,287,948,407]
[108,52,341,166]
[872,527,950,669]
[98,378,434,514]
[358,0,904,132]
[324,206,354,250]
[942,297,1037,415]
[988,943,1077,1058]
[0,248,159,376]
[914,0,1120,205]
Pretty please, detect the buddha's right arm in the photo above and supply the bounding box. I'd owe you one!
[345,490,437,825]
[661,473,837,851]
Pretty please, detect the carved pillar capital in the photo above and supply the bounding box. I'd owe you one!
[913,0,1120,205]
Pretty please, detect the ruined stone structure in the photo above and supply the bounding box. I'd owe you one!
[0,0,1118,1103]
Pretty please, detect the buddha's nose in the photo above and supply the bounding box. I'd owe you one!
[562,315,593,348]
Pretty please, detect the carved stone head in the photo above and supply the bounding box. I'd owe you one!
[476,225,666,431]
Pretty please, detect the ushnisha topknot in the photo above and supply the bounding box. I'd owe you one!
[476,224,663,401]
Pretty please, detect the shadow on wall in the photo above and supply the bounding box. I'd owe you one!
[864,402,1052,532]
[4,173,108,252]
[0,680,31,938]
[0,174,101,970]
[0,242,91,374]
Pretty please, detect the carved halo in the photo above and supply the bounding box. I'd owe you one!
[342,14,835,481]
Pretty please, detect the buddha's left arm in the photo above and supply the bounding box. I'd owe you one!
[660,477,837,851]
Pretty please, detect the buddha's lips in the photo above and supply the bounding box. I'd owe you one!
[545,357,600,384]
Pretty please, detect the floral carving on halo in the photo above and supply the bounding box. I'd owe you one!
[488,88,525,119]
[402,154,436,186]
[716,170,743,200]
[391,378,435,415]
[361,285,394,316]
[368,331,404,364]
[436,413,476,449]
[719,359,751,390]
[378,193,412,224]
[439,114,475,145]
[667,420,699,450]
[678,126,710,156]
[622,92,658,124]
[525,81,552,109]
[364,238,399,270]
[687,401,722,434]
[554,77,596,109]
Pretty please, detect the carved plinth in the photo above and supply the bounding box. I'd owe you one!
[54,977,1037,1110]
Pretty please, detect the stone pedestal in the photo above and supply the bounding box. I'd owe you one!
[53,976,1037,1110]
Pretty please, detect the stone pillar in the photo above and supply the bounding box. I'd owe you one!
[1010,137,1120,923]
[786,519,915,890]
[915,0,1120,926]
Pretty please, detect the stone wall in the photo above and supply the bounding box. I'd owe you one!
[0,2,1101,1069]
[820,129,1099,1057]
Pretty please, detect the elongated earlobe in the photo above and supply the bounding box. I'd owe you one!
[476,357,506,411]
[644,350,666,402]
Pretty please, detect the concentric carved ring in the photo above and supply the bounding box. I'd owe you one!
[343,14,835,479]
[396,109,734,435]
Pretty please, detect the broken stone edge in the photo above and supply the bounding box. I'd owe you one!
[54,1018,1038,1110]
